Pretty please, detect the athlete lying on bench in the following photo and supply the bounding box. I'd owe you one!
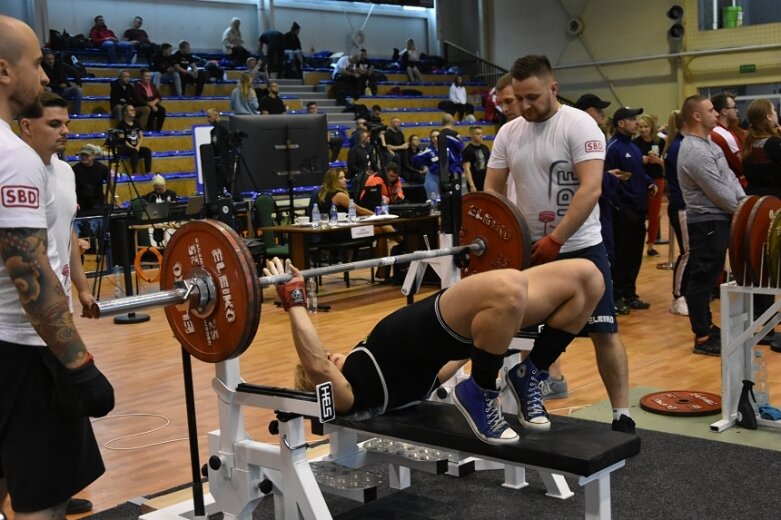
[264,257,603,445]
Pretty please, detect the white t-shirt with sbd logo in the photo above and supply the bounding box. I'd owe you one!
[487,104,606,252]
[0,119,60,346]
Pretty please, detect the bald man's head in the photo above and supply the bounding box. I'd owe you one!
[0,16,48,122]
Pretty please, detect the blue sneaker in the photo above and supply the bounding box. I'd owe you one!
[453,378,519,445]
[506,358,551,430]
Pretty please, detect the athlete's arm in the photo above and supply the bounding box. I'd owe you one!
[484,166,509,196]
[0,227,90,368]
[70,231,96,318]
[548,159,602,244]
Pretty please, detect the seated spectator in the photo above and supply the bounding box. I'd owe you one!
[134,68,166,131]
[143,174,177,246]
[246,56,269,98]
[116,104,152,174]
[230,72,259,115]
[316,167,372,216]
[368,104,383,125]
[332,53,361,106]
[149,43,183,97]
[356,48,378,96]
[42,50,82,115]
[360,161,405,205]
[222,17,251,67]
[347,128,379,199]
[447,75,474,121]
[401,134,426,183]
[382,116,406,164]
[73,144,110,213]
[173,40,209,97]
[110,69,150,128]
[399,38,423,82]
[259,81,286,114]
[307,101,345,163]
[349,118,368,148]
[282,22,303,76]
[89,15,134,64]
[144,174,178,203]
[123,16,158,64]
[259,29,284,76]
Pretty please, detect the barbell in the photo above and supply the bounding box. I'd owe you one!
[92,192,532,363]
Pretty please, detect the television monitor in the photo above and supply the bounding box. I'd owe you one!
[228,114,329,195]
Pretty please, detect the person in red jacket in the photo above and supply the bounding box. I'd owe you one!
[89,15,134,64]
[709,93,746,187]
[134,69,166,131]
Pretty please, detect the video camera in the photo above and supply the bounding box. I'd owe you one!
[104,128,126,148]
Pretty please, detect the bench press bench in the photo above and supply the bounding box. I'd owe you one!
[314,400,640,520]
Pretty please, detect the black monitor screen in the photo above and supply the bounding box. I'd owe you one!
[229,114,328,194]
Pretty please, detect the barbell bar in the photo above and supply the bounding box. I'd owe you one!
[94,242,484,319]
[89,192,531,363]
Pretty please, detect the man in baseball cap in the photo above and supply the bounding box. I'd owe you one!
[575,94,611,126]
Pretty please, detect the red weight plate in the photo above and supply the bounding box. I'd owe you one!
[160,220,262,363]
[639,390,721,417]
[767,211,781,287]
[460,192,531,277]
[745,196,781,287]
[729,195,759,286]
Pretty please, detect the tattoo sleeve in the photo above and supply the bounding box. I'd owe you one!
[0,228,88,368]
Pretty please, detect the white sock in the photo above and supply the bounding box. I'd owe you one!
[613,408,630,421]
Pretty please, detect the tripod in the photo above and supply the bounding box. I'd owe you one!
[93,142,151,324]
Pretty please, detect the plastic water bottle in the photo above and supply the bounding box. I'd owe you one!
[348,199,357,223]
[752,349,770,410]
[329,203,338,227]
[306,277,317,313]
[311,204,320,229]
[113,265,124,299]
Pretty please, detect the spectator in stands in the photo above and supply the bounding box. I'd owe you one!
[347,128,378,199]
[150,43,183,97]
[123,16,158,64]
[73,144,110,213]
[222,17,251,67]
[356,48,378,96]
[109,69,150,128]
[116,104,152,174]
[230,73,259,115]
[710,92,746,186]
[401,134,425,183]
[134,68,166,131]
[144,174,177,203]
[462,126,490,192]
[259,29,284,76]
[368,104,383,126]
[259,80,286,114]
[282,22,303,73]
[89,15,134,64]
[361,161,405,204]
[332,53,361,106]
[173,40,208,97]
[42,50,82,115]
[349,118,368,148]
[399,38,423,82]
[447,75,473,121]
[307,101,345,162]
[381,116,406,165]
[246,56,269,99]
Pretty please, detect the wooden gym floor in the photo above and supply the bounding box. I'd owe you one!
[1,209,780,516]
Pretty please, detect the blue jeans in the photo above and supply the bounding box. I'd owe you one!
[685,219,729,337]
[101,40,134,63]
[59,86,82,114]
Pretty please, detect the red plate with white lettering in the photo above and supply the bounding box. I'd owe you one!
[639,390,721,416]
[160,220,261,363]
[745,196,781,287]
[729,195,758,286]
[459,192,531,277]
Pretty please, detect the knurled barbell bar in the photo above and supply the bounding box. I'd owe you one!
[90,192,531,363]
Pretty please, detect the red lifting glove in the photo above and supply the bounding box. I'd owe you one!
[276,279,307,311]
[531,235,563,266]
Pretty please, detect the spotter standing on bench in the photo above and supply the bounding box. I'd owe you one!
[264,257,603,446]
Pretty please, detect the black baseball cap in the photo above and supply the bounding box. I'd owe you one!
[574,94,611,111]
[612,107,643,126]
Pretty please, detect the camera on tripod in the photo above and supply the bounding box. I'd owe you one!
[227,130,248,151]
[104,128,126,149]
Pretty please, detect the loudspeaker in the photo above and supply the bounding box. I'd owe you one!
[667,4,684,40]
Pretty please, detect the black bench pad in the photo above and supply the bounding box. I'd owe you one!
[316,401,641,477]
